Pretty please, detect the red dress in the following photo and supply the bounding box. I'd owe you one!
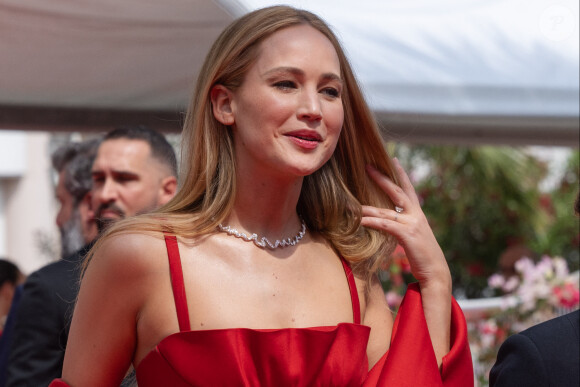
[51,236,473,386]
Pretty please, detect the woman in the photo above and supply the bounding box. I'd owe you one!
[53,6,472,386]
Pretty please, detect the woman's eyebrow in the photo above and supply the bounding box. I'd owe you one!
[263,66,342,83]
[262,66,304,78]
[321,73,343,84]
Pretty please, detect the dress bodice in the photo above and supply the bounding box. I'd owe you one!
[135,235,369,386]
[50,236,475,387]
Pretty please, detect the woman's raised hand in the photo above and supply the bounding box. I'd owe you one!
[362,158,452,364]
[361,158,450,288]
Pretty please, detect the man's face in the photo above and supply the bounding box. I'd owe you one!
[91,139,172,232]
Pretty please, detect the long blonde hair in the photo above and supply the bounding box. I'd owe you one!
[93,6,399,282]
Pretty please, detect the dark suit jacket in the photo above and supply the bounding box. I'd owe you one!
[490,309,580,387]
[0,285,23,387]
[5,244,92,387]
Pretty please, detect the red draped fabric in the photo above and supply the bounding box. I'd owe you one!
[50,283,473,386]
[50,236,473,386]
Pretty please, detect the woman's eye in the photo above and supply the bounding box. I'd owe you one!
[273,80,296,90]
[321,87,340,98]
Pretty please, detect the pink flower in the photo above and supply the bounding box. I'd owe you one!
[553,283,580,308]
[514,257,535,281]
[553,257,569,278]
[488,274,505,289]
[536,256,555,280]
[503,276,520,293]
[480,320,498,335]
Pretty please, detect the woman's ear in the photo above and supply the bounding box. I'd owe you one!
[210,85,235,125]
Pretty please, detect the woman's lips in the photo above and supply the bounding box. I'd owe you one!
[285,130,322,150]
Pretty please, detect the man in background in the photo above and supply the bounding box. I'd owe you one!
[54,139,101,256]
[5,126,178,386]
[90,125,177,235]
[2,138,100,387]
[490,189,580,387]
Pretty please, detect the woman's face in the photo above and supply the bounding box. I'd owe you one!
[226,24,344,180]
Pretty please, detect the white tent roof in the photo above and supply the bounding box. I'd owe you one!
[1,0,578,145]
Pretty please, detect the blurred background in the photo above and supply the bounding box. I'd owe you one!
[0,1,578,384]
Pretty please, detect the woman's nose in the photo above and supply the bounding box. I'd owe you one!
[297,90,322,121]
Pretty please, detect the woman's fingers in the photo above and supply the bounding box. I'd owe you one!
[361,206,407,242]
[391,158,421,207]
[362,205,405,223]
[365,164,408,211]
[363,160,448,284]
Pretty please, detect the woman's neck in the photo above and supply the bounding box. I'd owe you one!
[227,173,304,240]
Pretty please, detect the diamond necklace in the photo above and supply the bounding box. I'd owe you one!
[217,219,307,249]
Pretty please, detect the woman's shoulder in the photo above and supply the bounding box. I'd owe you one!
[99,229,166,248]
[89,231,171,277]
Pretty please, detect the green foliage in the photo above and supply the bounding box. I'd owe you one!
[391,145,578,298]
[530,150,580,271]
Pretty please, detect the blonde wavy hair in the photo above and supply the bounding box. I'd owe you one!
[90,5,399,283]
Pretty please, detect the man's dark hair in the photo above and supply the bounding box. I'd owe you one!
[104,125,177,177]
[51,138,101,204]
[0,259,22,287]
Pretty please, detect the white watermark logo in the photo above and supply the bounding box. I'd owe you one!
[539,5,575,42]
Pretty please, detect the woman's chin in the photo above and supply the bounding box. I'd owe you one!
[287,163,324,178]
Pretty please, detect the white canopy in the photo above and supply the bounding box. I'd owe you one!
[0,0,578,145]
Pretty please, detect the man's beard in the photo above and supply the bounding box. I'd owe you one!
[95,203,126,234]
[60,209,85,258]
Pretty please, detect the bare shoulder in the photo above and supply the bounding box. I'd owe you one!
[87,232,170,281]
[64,231,171,385]
[78,232,173,320]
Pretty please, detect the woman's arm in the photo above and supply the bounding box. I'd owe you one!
[417,271,451,366]
[361,158,451,366]
[60,234,152,386]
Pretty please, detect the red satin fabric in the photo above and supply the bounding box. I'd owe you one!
[49,285,473,386]
[50,236,473,386]
[133,286,472,387]
[136,235,370,386]
[364,283,474,386]
[136,323,370,386]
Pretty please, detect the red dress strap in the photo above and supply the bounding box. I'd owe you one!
[164,235,191,332]
[340,257,361,324]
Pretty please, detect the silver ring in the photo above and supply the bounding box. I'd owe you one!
[395,206,404,213]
